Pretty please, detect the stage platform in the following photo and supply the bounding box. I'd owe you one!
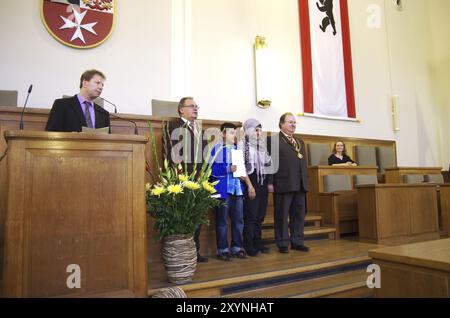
[148,238,383,298]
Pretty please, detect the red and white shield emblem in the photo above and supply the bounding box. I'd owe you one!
[41,0,115,49]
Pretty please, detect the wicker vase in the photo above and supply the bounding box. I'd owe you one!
[162,234,197,284]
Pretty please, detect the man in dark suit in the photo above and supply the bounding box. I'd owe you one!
[163,96,208,262]
[45,69,110,132]
[268,113,309,254]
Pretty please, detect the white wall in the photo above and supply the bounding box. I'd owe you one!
[429,0,450,169]
[0,0,172,114]
[188,0,449,167]
[0,0,448,167]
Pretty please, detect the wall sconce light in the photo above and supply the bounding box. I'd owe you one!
[393,0,403,11]
[254,36,272,109]
[391,94,400,132]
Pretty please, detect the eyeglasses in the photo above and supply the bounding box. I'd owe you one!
[182,105,200,109]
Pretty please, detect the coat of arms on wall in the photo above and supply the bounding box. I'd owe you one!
[41,0,115,49]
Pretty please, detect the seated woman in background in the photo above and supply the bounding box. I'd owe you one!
[328,141,357,166]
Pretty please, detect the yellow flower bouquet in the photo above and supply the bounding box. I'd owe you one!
[145,122,221,241]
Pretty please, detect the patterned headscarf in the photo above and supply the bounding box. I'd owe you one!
[242,119,272,185]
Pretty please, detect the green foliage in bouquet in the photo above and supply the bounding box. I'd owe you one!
[145,121,221,241]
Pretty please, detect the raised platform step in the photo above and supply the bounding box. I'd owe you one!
[148,255,370,298]
[148,239,383,298]
[262,226,337,241]
[296,281,372,298]
[223,268,372,298]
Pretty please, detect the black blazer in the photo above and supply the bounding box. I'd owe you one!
[45,95,110,132]
[271,133,308,193]
[162,118,205,175]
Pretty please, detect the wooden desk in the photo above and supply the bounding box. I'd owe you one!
[2,131,148,297]
[439,184,450,237]
[369,238,450,297]
[307,165,378,214]
[384,167,442,183]
[357,184,440,245]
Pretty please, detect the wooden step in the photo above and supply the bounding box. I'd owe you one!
[148,255,371,297]
[316,282,374,298]
[262,226,337,241]
[293,280,373,298]
[223,268,372,298]
[263,215,323,228]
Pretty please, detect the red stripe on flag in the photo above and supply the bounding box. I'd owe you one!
[340,0,356,118]
[298,0,314,114]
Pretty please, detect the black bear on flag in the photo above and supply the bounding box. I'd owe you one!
[316,0,337,36]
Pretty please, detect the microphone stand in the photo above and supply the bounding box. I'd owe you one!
[19,84,33,130]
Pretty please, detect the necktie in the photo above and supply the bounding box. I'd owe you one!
[287,135,303,159]
[188,122,197,136]
[84,101,93,128]
[288,135,297,148]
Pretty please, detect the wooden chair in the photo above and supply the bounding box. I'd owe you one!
[0,90,18,106]
[376,146,396,173]
[318,175,358,239]
[353,174,378,186]
[307,143,330,166]
[354,145,384,182]
[151,99,179,117]
[403,174,424,183]
[424,174,444,184]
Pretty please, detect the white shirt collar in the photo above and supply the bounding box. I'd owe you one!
[180,117,194,126]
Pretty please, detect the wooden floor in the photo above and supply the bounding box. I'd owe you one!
[148,238,383,298]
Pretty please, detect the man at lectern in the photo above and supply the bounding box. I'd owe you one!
[45,69,110,132]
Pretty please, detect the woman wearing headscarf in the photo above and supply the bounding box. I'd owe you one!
[239,119,273,256]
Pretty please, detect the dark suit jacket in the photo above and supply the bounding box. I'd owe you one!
[271,133,308,193]
[163,118,205,175]
[45,95,110,132]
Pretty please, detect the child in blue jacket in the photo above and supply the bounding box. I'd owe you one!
[211,123,248,261]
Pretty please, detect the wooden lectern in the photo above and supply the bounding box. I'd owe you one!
[357,184,440,245]
[1,131,148,297]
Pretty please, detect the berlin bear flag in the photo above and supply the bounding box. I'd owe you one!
[299,0,356,119]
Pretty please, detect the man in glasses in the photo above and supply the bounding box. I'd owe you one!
[163,96,208,262]
[268,113,309,254]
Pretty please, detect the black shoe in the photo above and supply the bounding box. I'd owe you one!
[232,250,248,259]
[217,253,233,262]
[278,247,289,254]
[246,248,259,257]
[291,245,310,252]
[197,254,209,263]
[258,246,270,254]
